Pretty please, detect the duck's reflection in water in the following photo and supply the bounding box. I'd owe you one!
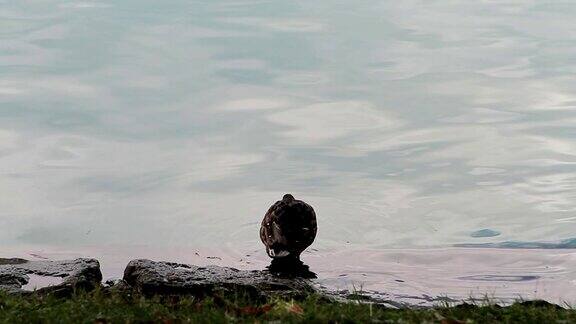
[266,258,317,279]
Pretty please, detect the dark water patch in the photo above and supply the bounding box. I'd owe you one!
[470,229,501,238]
[455,238,576,249]
[458,275,540,282]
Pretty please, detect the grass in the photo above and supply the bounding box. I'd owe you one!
[0,289,574,323]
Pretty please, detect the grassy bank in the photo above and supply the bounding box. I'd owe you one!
[0,290,574,323]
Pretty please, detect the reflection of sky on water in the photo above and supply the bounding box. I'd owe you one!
[1,1,576,254]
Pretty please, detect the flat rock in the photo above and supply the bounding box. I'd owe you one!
[0,258,102,295]
[123,259,315,299]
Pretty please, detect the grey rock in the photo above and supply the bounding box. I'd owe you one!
[123,259,315,299]
[0,258,28,265]
[104,279,133,295]
[0,258,102,295]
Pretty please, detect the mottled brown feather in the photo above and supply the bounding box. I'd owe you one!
[260,194,317,259]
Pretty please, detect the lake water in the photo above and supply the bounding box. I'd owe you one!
[1,0,576,305]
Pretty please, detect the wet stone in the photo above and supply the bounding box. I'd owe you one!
[0,258,28,265]
[0,258,102,295]
[123,259,315,299]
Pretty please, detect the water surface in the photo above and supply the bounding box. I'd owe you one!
[1,0,576,304]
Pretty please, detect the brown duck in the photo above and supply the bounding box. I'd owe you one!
[260,194,317,260]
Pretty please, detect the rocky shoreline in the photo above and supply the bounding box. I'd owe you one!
[0,257,405,307]
[0,257,565,310]
[0,258,323,300]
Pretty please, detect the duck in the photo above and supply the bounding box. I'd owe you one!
[260,194,317,261]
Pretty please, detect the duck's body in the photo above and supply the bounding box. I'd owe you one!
[260,194,317,260]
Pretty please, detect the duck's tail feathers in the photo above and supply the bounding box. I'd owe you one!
[267,247,291,258]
